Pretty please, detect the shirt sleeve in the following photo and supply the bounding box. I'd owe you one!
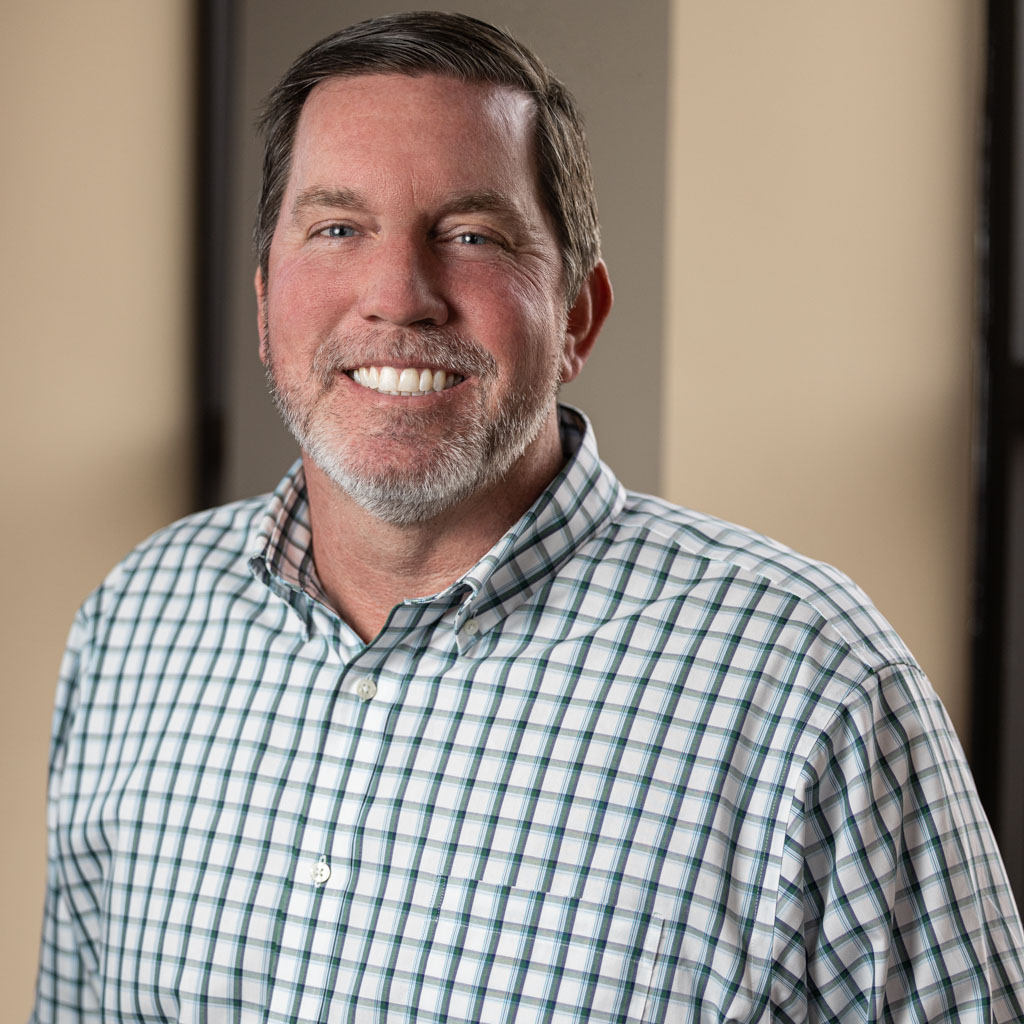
[30,604,102,1024]
[771,662,1024,1023]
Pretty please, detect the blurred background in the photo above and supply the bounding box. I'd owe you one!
[5,0,1022,1015]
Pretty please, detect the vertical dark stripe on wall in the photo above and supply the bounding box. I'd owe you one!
[194,0,237,509]
[972,1,1014,839]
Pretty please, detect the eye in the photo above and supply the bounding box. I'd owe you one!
[319,224,357,239]
[454,232,491,246]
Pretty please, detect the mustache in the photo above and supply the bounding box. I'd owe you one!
[310,326,497,389]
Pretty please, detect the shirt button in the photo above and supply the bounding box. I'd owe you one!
[355,677,377,701]
[310,856,331,885]
[462,618,479,637]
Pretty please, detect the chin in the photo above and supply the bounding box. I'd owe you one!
[317,456,485,526]
[302,427,491,526]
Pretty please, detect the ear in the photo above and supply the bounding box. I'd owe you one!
[560,260,613,384]
[255,267,270,365]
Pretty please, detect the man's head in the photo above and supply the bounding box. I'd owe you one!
[255,10,600,304]
[254,15,612,527]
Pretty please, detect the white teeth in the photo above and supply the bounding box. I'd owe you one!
[351,364,464,396]
[397,367,420,393]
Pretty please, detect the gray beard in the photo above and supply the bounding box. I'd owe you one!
[264,326,561,526]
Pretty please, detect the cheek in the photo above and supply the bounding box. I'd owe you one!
[267,255,353,340]
[455,272,566,364]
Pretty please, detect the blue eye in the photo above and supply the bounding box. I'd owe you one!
[456,232,490,245]
[321,225,357,238]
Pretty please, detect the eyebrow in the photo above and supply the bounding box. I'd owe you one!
[437,190,538,241]
[439,189,525,219]
[290,186,371,217]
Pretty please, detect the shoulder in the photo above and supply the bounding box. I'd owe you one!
[109,492,268,579]
[76,493,271,628]
[587,488,912,675]
[51,493,273,763]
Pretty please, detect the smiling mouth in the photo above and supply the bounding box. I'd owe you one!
[349,365,465,397]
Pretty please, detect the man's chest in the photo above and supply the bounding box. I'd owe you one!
[62,604,819,1021]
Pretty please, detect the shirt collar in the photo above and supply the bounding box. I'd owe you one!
[249,404,625,643]
[451,405,624,641]
[248,459,327,637]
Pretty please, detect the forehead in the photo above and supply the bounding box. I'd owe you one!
[287,74,540,198]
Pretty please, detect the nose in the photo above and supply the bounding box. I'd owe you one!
[357,238,449,327]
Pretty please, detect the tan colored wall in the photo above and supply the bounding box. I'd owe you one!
[1,2,193,1015]
[664,1,984,737]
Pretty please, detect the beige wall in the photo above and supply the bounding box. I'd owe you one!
[1,2,194,1016]
[665,1,984,736]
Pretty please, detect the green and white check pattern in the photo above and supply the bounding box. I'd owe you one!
[34,408,1024,1022]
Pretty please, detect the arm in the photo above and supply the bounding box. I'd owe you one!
[31,606,102,1023]
[772,663,1024,1023]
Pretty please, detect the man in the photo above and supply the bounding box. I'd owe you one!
[32,11,1024,1022]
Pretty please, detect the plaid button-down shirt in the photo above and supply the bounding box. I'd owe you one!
[34,408,1024,1022]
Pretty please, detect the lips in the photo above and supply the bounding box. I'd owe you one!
[350,365,464,396]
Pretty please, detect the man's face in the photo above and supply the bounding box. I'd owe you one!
[257,73,584,525]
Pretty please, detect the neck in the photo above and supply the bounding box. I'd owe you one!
[303,410,565,642]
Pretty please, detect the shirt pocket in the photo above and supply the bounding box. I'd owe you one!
[408,875,666,1024]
